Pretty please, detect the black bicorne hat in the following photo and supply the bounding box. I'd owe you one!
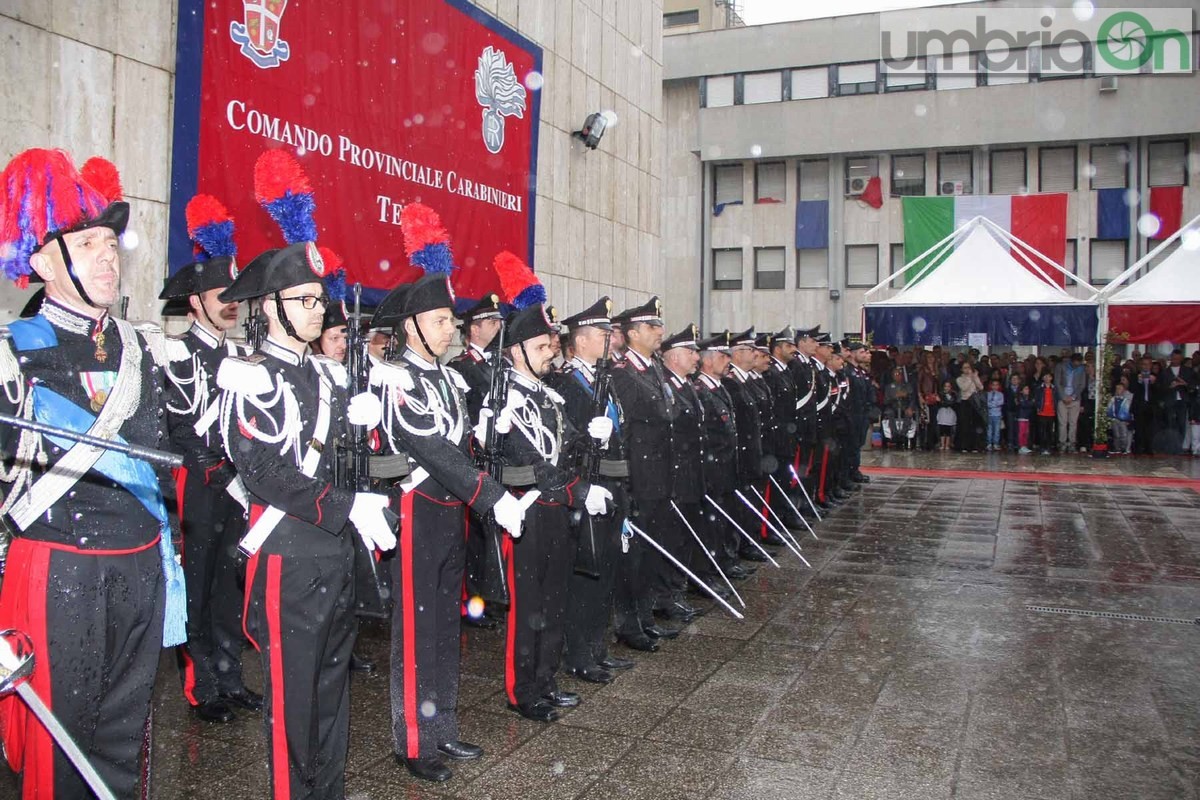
[506,304,555,347]
[373,273,457,329]
[218,243,326,303]
[322,301,348,332]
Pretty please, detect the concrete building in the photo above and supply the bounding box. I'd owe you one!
[0,0,667,330]
[661,0,1200,339]
[663,0,745,35]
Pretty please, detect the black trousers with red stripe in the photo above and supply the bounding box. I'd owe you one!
[504,501,574,707]
[244,540,356,800]
[389,491,467,759]
[563,496,623,671]
[176,467,248,705]
[0,538,163,800]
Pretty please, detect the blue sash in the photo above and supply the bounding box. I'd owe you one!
[572,370,620,435]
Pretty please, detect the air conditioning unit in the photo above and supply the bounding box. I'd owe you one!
[940,180,966,195]
[1099,75,1119,93]
[848,176,870,195]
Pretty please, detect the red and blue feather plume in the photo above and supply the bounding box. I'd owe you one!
[494,251,544,310]
[254,149,317,244]
[321,248,347,302]
[184,194,236,261]
[399,203,455,275]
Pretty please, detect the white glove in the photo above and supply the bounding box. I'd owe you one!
[587,416,613,445]
[584,484,613,516]
[347,392,383,428]
[349,492,397,551]
[473,407,514,443]
[492,492,525,538]
[225,475,250,512]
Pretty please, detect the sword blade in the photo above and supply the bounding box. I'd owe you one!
[671,501,745,608]
[624,521,744,620]
[705,495,780,568]
[789,464,823,527]
[769,474,818,541]
[734,490,811,568]
[15,682,118,800]
[749,485,811,568]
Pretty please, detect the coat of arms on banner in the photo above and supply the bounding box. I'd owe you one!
[474,46,527,154]
[230,0,291,69]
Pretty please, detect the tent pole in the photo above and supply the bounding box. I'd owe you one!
[1094,300,1107,453]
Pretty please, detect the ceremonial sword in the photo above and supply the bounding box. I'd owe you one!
[769,474,818,541]
[788,464,823,524]
[670,500,744,609]
[749,485,809,562]
[0,413,183,469]
[703,495,780,568]
[622,521,743,620]
[733,489,811,568]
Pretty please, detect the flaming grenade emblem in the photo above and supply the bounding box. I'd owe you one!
[230,0,291,69]
[474,46,527,154]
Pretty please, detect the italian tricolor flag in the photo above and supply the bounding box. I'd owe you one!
[902,194,1069,286]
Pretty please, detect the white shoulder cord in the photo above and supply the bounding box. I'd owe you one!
[509,388,560,466]
[0,340,43,505]
[218,375,303,468]
[380,373,464,452]
[164,354,208,417]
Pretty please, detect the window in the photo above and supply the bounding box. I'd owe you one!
[1039,146,1077,191]
[938,151,973,194]
[884,58,928,92]
[799,159,829,200]
[1090,143,1129,190]
[664,9,700,27]
[835,62,878,96]
[704,75,735,108]
[891,154,926,197]
[755,247,786,290]
[845,156,878,196]
[934,52,977,90]
[790,67,829,100]
[714,164,744,205]
[846,244,879,287]
[744,71,782,104]
[890,243,907,288]
[990,149,1027,194]
[797,248,828,288]
[1090,240,1127,284]
[755,162,786,203]
[1148,140,1188,187]
[1063,239,1077,275]
[1035,41,1089,79]
[981,49,1030,85]
[712,248,743,290]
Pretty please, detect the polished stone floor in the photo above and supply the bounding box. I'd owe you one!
[9,455,1200,800]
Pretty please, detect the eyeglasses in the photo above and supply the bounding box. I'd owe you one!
[280,294,330,310]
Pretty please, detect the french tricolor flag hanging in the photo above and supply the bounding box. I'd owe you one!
[1148,186,1183,240]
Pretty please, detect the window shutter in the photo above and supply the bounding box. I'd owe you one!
[1090,240,1126,283]
[1090,144,1128,189]
[1039,147,1076,191]
[990,150,1026,194]
[799,160,829,201]
[839,63,876,84]
[935,52,976,90]
[714,164,744,205]
[756,162,786,202]
[940,152,972,186]
[797,248,828,288]
[713,249,743,282]
[706,76,735,108]
[884,59,927,89]
[846,244,879,287]
[755,248,786,289]
[744,72,782,104]
[790,67,828,99]
[1148,141,1187,187]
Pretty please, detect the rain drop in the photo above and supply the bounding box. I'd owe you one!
[379,259,391,272]
[1181,230,1200,251]
[421,32,446,54]
[1071,1,1095,21]
[120,230,140,250]
[912,316,927,333]
[466,596,485,619]
[1137,213,1162,237]
[413,113,425,125]
[750,144,762,158]
[524,71,544,91]
[420,701,437,718]
[913,104,928,117]
[551,761,565,775]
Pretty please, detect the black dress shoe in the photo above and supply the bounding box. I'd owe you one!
[616,633,660,652]
[598,655,634,670]
[763,532,787,547]
[193,699,235,724]
[462,614,499,630]
[350,652,376,674]
[437,740,483,761]
[543,690,580,708]
[853,473,871,484]
[653,602,696,622]
[739,549,769,563]
[508,700,560,722]
[643,624,680,640]
[219,688,264,712]
[567,665,614,684]
[400,755,452,782]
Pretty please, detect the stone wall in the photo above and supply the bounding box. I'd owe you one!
[0,0,666,328]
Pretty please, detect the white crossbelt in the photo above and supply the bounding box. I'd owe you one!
[237,368,333,556]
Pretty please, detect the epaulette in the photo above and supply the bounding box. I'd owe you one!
[0,331,20,386]
[133,321,169,367]
[310,354,348,388]
[446,366,470,393]
[543,384,565,405]
[164,334,192,364]
[369,360,415,392]
[216,354,273,395]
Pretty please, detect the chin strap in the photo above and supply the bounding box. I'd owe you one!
[272,292,303,344]
[53,236,99,310]
[408,315,435,360]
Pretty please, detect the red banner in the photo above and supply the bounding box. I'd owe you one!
[170,0,542,305]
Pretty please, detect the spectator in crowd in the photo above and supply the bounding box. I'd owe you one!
[918,352,940,451]
[1108,380,1134,455]
[1016,384,1036,454]
[883,367,918,449]
[936,381,957,451]
[1004,373,1023,452]
[1162,349,1196,454]
[1131,357,1158,455]
[956,363,984,452]
[1035,371,1059,455]
[1078,360,1097,452]
[1055,352,1088,453]
[985,379,1005,451]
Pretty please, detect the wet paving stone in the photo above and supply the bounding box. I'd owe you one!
[127,455,1200,799]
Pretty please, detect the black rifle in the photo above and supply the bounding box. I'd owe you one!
[477,321,511,606]
[342,283,394,618]
[243,302,266,351]
[572,331,612,577]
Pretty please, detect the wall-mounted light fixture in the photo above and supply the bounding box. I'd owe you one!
[572,112,608,150]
